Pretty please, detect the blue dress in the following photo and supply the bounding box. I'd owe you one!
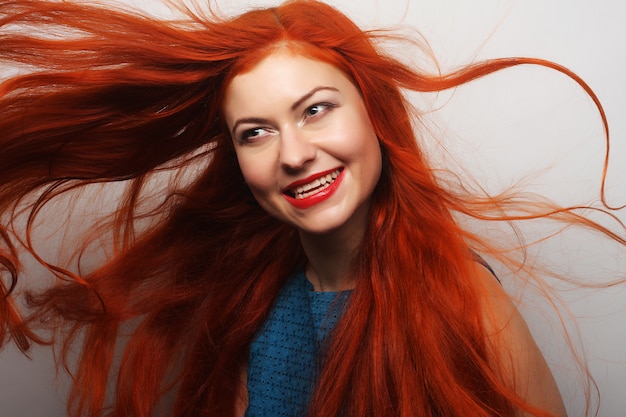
[245,269,351,417]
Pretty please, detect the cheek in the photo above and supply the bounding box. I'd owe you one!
[341,116,381,169]
[235,152,274,196]
[236,157,279,216]
[350,120,382,188]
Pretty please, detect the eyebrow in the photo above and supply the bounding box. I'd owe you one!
[290,86,339,111]
[230,86,339,135]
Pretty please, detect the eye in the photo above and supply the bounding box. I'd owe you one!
[304,102,336,118]
[239,127,273,143]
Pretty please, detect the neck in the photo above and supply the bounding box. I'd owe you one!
[298,205,369,292]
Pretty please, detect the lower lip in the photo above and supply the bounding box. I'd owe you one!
[283,170,344,210]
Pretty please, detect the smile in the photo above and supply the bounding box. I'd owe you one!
[282,168,344,209]
[293,169,341,199]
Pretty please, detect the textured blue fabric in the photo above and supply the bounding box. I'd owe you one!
[245,270,351,417]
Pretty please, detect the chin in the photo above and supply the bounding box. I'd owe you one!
[295,217,353,236]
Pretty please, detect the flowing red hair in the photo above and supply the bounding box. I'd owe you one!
[0,1,621,416]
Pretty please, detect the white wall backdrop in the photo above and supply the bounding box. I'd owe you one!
[0,1,624,416]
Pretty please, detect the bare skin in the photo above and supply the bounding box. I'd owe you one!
[299,198,369,291]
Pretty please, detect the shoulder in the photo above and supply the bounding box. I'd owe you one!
[473,264,568,417]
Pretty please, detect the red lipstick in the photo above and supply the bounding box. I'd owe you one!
[282,168,344,209]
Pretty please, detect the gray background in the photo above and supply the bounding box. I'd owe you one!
[1,1,624,416]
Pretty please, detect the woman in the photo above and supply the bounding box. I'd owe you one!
[0,1,620,416]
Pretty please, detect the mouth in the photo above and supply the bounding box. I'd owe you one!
[283,168,343,199]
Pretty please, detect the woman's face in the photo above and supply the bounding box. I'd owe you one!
[223,51,382,236]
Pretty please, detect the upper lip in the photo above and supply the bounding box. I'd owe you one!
[282,167,343,194]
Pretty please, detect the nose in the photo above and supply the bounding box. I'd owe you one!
[278,126,316,172]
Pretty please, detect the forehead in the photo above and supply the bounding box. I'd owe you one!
[223,51,355,120]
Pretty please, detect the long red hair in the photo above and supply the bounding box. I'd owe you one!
[0,1,621,416]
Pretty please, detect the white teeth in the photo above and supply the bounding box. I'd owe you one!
[293,169,341,199]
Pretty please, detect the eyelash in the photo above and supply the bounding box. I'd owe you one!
[238,102,337,144]
[240,127,270,142]
[305,102,336,118]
